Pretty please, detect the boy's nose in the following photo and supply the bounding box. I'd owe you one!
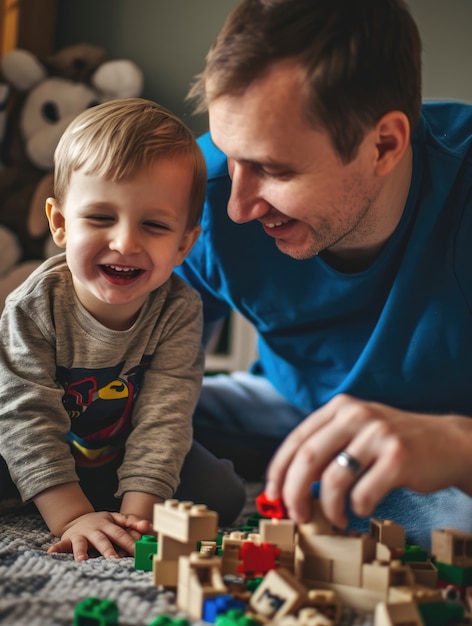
[109,226,142,255]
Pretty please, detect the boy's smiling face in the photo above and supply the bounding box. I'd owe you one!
[46,156,200,329]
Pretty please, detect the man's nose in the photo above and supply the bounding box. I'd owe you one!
[227,162,269,224]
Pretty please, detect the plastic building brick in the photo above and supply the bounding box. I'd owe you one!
[215,608,261,626]
[362,559,415,594]
[255,491,288,519]
[152,500,218,588]
[303,589,342,623]
[259,518,296,548]
[401,543,429,563]
[202,594,245,623]
[369,519,405,560]
[431,528,472,567]
[238,540,281,577]
[73,597,119,626]
[153,499,218,543]
[417,598,465,626]
[135,534,158,571]
[148,616,190,626]
[434,559,472,587]
[177,551,228,619]
[406,560,438,588]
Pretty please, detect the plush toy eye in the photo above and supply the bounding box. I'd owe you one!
[42,101,59,123]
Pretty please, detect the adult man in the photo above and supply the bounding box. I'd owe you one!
[176,0,472,549]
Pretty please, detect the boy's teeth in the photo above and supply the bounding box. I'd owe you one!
[266,222,283,228]
[107,265,135,272]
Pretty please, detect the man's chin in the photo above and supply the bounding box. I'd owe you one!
[274,238,320,261]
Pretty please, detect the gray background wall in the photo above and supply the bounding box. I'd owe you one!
[55,0,472,136]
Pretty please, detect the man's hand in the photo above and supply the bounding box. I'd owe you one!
[47,511,153,562]
[265,393,472,528]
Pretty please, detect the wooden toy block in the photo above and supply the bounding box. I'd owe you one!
[297,500,336,536]
[277,608,335,625]
[406,560,438,588]
[362,560,414,593]
[387,584,442,605]
[200,540,218,557]
[297,532,376,587]
[332,558,363,587]
[374,600,422,626]
[295,548,333,583]
[376,543,400,563]
[465,586,472,613]
[152,556,180,588]
[303,589,342,623]
[153,499,218,543]
[158,534,195,560]
[370,519,405,553]
[299,579,385,612]
[249,567,307,620]
[222,531,246,575]
[431,528,472,567]
[259,518,296,548]
[177,551,227,620]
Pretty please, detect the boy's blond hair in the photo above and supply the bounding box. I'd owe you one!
[54,98,206,229]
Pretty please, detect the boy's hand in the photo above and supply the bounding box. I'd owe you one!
[47,511,153,562]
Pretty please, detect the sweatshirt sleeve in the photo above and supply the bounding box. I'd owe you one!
[116,284,204,500]
[0,302,78,501]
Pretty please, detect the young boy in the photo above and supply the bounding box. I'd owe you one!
[0,98,244,562]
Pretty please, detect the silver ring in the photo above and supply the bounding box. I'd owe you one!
[336,451,363,477]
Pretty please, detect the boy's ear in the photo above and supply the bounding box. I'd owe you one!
[45,197,67,248]
[374,111,410,177]
[174,225,201,266]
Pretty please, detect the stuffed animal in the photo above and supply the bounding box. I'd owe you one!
[0,43,144,310]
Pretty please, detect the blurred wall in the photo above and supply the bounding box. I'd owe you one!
[56,0,472,136]
[56,0,239,136]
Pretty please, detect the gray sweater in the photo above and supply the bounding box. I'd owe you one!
[0,254,203,502]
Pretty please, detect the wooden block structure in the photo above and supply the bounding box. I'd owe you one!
[431,528,472,567]
[152,499,218,588]
[176,551,228,620]
[148,497,467,624]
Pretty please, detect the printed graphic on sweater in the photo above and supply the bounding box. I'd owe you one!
[56,357,151,466]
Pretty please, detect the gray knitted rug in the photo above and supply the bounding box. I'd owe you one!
[0,490,374,626]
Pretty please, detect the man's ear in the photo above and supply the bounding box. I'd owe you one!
[175,225,202,266]
[374,111,410,177]
[45,197,67,248]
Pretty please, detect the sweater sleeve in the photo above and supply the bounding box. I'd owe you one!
[116,285,204,500]
[0,302,78,502]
